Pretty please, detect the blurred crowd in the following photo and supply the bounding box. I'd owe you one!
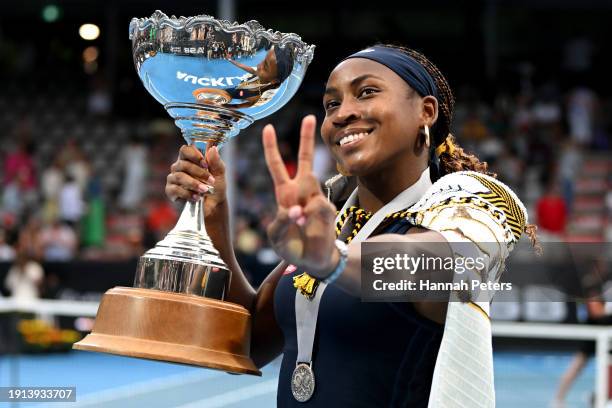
[455,81,611,238]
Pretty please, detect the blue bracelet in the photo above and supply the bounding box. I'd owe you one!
[322,240,348,285]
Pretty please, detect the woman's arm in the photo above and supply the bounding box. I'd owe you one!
[228,59,257,75]
[249,260,287,367]
[206,201,285,367]
[209,210,285,366]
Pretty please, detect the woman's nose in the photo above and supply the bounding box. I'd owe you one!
[333,98,360,125]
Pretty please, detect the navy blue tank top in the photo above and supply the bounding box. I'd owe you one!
[273,218,444,407]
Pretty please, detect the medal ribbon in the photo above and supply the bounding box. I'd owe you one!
[292,168,433,401]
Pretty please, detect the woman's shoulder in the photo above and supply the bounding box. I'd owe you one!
[407,170,528,247]
[430,171,523,204]
[415,170,525,208]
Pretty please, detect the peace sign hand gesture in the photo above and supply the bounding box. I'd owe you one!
[263,115,339,278]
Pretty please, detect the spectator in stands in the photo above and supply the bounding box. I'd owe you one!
[17,216,42,260]
[567,85,597,147]
[41,159,64,202]
[0,228,15,262]
[40,159,64,224]
[145,193,178,245]
[59,173,85,227]
[118,135,148,211]
[38,219,78,261]
[558,139,582,214]
[531,84,562,126]
[88,76,112,116]
[2,136,38,220]
[4,250,44,300]
[3,140,36,190]
[81,174,105,248]
[1,169,33,220]
[56,139,90,192]
[125,227,145,259]
[536,180,567,238]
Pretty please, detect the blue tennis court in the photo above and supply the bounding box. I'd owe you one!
[0,351,597,407]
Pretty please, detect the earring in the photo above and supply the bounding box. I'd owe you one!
[422,125,430,148]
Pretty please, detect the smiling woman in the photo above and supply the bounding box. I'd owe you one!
[165,43,538,407]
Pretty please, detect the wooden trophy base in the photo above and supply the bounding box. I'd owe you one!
[73,287,261,376]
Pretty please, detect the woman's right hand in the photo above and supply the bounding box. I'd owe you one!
[262,115,339,276]
[165,145,228,223]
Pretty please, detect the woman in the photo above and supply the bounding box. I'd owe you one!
[166,44,536,407]
[225,45,295,108]
[4,250,44,300]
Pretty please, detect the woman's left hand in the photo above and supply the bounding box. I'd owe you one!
[262,115,339,278]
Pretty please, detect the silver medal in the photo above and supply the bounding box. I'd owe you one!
[291,363,315,402]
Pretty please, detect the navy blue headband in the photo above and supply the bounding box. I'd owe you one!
[343,46,438,99]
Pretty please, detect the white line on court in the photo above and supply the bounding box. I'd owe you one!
[56,369,226,407]
[174,378,278,408]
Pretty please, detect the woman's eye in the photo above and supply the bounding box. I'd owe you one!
[358,87,378,97]
[324,100,339,110]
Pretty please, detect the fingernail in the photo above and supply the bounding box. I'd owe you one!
[198,184,209,193]
[207,175,215,184]
[191,194,200,201]
[296,216,306,226]
[200,160,208,169]
[288,205,302,220]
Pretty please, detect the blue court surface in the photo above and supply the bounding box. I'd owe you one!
[0,351,597,407]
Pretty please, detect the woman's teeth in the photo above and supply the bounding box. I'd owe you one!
[339,132,368,146]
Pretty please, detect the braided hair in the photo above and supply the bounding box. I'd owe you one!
[378,44,494,178]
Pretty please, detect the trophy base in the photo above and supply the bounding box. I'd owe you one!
[73,287,261,376]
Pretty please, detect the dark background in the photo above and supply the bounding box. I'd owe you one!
[2,0,612,115]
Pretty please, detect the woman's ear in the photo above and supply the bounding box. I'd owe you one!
[421,95,439,128]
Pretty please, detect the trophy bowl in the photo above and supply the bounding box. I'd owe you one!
[73,10,314,375]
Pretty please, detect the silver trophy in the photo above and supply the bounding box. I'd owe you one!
[74,10,314,375]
